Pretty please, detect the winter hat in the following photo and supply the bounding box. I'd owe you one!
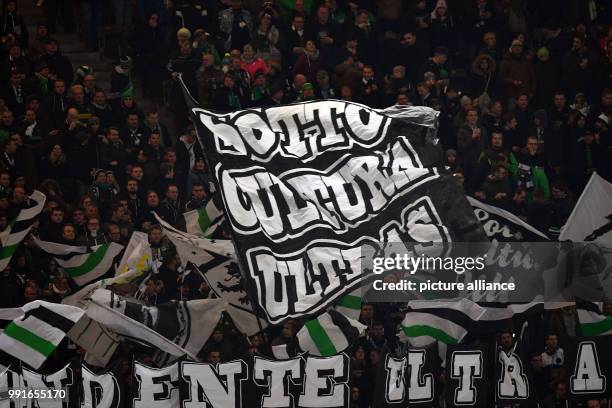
[121,88,134,99]
[302,83,314,91]
[177,27,192,39]
[446,149,457,157]
[511,39,523,47]
[597,113,610,125]
[536,47,550,60]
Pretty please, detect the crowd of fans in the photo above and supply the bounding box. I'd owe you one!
[0,0,611,407]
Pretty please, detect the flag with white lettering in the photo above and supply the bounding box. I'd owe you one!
[467,197,553,302]
[179,358,250,408]
[0,366,22,408]
[494,340,537,404]
[373,345,438,407]
[468,197,548,242]
[444,344,490,407]
[132,361,181,408]
[21,362,77,408]
[190,99,487,324]
[565,335,612,401]
[80,362,122,408]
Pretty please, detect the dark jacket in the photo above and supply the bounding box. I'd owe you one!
[37,51,73,86]
[457,124,489,166]
[499,52,535,98]
[158,198,183,228]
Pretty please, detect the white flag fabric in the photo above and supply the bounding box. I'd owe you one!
[32,238,87,256]
[67,315,120,367]
[62,267,146,308]
[560,173,612,243]
[296,310,366,356]
[197,257,266,336]
[271,343,301,359]
[399,299,486,347]
[115,231,152,277]
[154,213,235,265]
[86,288,227,363]
[0,301,84,369]
[83,289,197,360]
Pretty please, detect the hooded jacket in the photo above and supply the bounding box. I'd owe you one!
[467,53,497,99]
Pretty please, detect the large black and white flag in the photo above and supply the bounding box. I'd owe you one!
[189,99,486,323]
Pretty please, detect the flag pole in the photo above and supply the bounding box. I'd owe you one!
[178,75,271,352]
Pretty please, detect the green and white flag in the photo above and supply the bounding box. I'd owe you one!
[0,301,84,369]
[399,299,486,347]
[55,243,124,286]
[333,289,362,320]
[578,302,612,336]
[33,238,87,256]
[0,190,46,270]
[184,200,224,237]
[297,310,366,356]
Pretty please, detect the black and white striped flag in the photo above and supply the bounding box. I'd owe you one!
[0,191,45,270]
[0,301,84,369]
